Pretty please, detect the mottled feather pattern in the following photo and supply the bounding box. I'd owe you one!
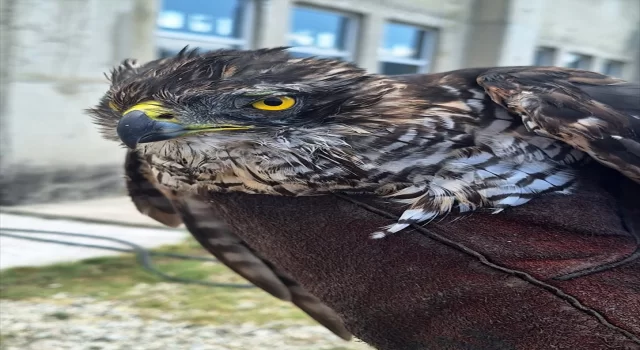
[139,97,581,238]
[89,49,640,238]
[86,48,640,338]
[477,67,640,183]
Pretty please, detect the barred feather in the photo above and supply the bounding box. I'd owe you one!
[89,49,638,238]
[87,49,640,335]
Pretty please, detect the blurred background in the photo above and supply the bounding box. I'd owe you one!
[1,0,639,206]
[0,0,638,349]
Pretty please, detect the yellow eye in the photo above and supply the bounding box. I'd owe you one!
[251,96,296,111]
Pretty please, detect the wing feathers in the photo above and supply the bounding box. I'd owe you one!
[124,150,183,227]
[288,282,353,340]
[477,67,640,183]
[124,152,351,340]
[174,196,292,301]
[174,196,352,340]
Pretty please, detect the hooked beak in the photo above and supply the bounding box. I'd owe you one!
[116,110,186,149]
[116,110,254,149]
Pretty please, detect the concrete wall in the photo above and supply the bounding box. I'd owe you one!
[0,0,638,205]
[463,0,640,80]
[537,0,640,80]
[0,0,158,204]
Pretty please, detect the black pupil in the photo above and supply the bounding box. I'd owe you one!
[156,113,173,119]
[263,97,283,106]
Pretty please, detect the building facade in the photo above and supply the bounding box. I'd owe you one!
[153,0,640,78]
[1,0,639,205]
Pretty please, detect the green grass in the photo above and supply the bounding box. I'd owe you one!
[0,237,311,325]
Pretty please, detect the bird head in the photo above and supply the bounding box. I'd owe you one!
[88,47,402,157]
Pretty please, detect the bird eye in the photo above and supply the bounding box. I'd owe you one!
[251,96,295,111]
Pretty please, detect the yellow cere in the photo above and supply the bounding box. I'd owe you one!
[251,96,296,111]
[108,101,120,112]
[121,100,253,133]
[123,101,174,120]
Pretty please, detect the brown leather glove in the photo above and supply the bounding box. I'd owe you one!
[205,168,639,350]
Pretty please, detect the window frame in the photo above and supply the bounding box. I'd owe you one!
[533,46,557,66]
[155,0,256,56]
[287,4,360,61]
[377,21,438,75]
[562,52,594,70]
[603,59,626,77]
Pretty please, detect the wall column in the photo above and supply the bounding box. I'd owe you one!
[463,0,546,68]
[256,0,292,48]
[356,13,384,73]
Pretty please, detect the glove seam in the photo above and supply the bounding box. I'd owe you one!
[333,193,640,344]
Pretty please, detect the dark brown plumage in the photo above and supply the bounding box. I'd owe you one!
[87,47,640,345]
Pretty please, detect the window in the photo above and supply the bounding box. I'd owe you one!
[603,60,625,77]
[287,6,358,60]
[156,0,254,58]
[534,47,556,66]
[562,52,593,70]
[378,22,437,75]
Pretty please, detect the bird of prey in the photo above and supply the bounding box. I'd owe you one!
[87,47,640,340]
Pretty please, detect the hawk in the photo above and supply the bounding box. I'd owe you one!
[88,47,640,341]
